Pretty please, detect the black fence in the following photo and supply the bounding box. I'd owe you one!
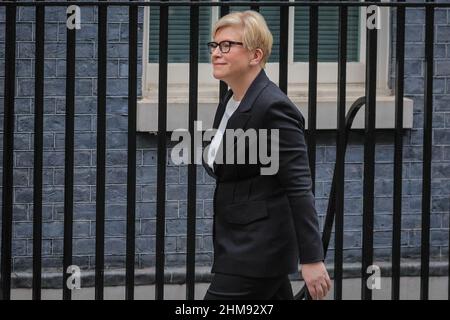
[0,0,449,300]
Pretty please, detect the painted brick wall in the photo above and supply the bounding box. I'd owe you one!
[0,2,449,276]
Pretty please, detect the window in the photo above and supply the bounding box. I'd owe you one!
[138,0,403,132]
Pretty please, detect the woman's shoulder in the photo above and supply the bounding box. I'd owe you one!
[256,81,305,124]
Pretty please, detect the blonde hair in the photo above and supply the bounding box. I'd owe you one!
[212,10,273,69]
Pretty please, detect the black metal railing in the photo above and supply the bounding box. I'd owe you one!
[0,1,449,300]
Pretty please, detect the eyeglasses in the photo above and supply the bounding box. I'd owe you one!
[206,40,244,54]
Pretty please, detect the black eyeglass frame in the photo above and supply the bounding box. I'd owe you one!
[206,40,244,54]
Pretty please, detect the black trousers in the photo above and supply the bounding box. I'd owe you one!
[204,273,294,300]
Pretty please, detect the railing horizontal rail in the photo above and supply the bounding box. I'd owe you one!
[1,1,450,7]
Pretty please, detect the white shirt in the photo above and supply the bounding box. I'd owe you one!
[207,96,241,171]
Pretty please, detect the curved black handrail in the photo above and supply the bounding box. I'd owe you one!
[295,96,366,300]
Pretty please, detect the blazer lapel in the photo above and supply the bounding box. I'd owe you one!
[213,69,271,176]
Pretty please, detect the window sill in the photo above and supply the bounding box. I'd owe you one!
[137,84,413,132]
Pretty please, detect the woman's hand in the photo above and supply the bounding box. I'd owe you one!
[301,261,332,300]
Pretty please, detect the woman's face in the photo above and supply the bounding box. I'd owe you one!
[211,26,253,83]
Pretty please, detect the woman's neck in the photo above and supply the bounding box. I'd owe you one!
[227,67,262,101]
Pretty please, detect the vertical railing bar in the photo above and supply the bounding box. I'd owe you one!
[307,0,318,196]
[334,2,347,301]
[125,1,139,300]
[186,0,199,301]
[250,0,259,12]
[219,0,230,100]
[420,0,434,301]
[0,0,17,302]
[361,0,378,301]
[95,0,108,300]
[32,0,45,301]
[155,0,169,301]
[63,0,76,301]
[392,0,405,301]
[279,0,289,94]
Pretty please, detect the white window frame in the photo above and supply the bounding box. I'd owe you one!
[141,0,391,99]
[138,1,413,132]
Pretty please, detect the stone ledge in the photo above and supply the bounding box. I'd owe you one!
[8,261,449,289]
[137,94,414,132]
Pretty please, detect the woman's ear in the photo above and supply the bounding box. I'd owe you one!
[250,48,264,66]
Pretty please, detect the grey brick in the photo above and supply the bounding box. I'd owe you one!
[179,200,202,219]
[13,204,29,221]
[106,79,129,96]
[405,60,423,77]
[404,77,424,94]
[76,24,97,42]
[74,186,92,202]
[108,23,121,42]
[140,219,156,236]
[166,219,187,235]
[176,236,202,253]
[75,132,96,149]
[166,166,179,184]
[105,97,128,114]
[106,167,128,184]
[136,201,156,219]
[108,7,132,23]
[165,236,178,253]
[73,203,96,220]
[405,25,424,42]
[27,239,52,256]
[75,59,98,77]
[431,230,449,246]
[405,8,424,24]
[43,221,64,238]
[139,254,155,268]
[75,79,93,96]
[374,231,408,248]
[14,222,32,239]
[74,168,96,185]
[76,150,93,166]
[107,43,129,58]
[196,218,212,235]
[105,238,126,255]
[136,237,155,254]
[105,220,126,237]
[12,240,27,256]
[432,163,450,179]
[436,25,450,42]
[74,238,96,255]
[77,43,95,59]
[105,185,127,203]
[436,61,450,76]
[16,59,33,77]
[13,257,33,272]
[15,134,31,151]
[106,132,128,149]
[143,150,157,165]
[13,169,29,187]
[434,129,450,145]
[431,179,450,197]
[344,181,363,197]
[15,187,33,203]
[166,185,187,201]
[142,185,157,201]
[103,114,129,132]
[435,96,450,111]
[43,187,64,203]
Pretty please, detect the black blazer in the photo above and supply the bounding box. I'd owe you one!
[202,69,324,278]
